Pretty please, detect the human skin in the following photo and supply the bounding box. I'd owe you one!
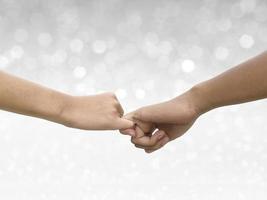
[0,71,134,130]
[120,51,267,153]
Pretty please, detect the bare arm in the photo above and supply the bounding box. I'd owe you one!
[121,51,267,153]
[0,71,67,123]
[0,71,133,130]
[193,51,267,114]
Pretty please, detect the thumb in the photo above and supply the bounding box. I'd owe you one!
[113,118,135,130]
[133,102,178,124]
[133,105,161,122]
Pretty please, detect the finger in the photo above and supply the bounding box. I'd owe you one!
[119,127,136,137]
[144,135,170,153]
[122,112,135,120]
[135,125,145,138]
[113,118,135,130]
[120,125,146,138]
[123,113,155,136]
[131,130,165,147]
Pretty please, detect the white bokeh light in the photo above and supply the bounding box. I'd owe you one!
[135,89,146,99]
[38,32,53,47]
[115,88,127,99]
[181,59,195,73]
[73,66,87,79]
[215,47,229,60]
[239,34,255,49]
[92,40,107,54]
[70,38,84,53]
[9,45,24,59]
[216,19,232,32]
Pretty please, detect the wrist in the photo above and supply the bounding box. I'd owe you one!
[187,82,215,116]
[50,92,74,126]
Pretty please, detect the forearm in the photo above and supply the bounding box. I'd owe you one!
[0,71,68,123]
[190,51,267,114]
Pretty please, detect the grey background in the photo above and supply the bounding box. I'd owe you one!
[0,0,267,199]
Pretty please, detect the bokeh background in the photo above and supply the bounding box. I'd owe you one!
[0,0,267,199]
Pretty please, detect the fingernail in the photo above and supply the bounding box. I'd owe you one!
[129,130,136,137]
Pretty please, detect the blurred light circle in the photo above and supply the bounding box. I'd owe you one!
[10,46,24,59]
[70,38,84,53]
[92,40,107,54]
[38,32,53,47]
[0,56,9,69]
[239,34,254,49]
[135,89,146,99]
[73,66,87,79]
[215,47,229,60]
[115,88,127,99]
[216,19,232,32]
[181,59,195,73]
[14,29,28,43]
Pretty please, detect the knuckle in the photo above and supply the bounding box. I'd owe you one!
[109,92,117,99]
[113,100,121,108]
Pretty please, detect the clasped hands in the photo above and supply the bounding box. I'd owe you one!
[60,87,204,153]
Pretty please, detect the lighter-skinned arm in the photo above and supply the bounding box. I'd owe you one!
[0,71,134,130]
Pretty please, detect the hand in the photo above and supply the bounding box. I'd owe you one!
[59,92,134,130]
[120,89,202,153]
